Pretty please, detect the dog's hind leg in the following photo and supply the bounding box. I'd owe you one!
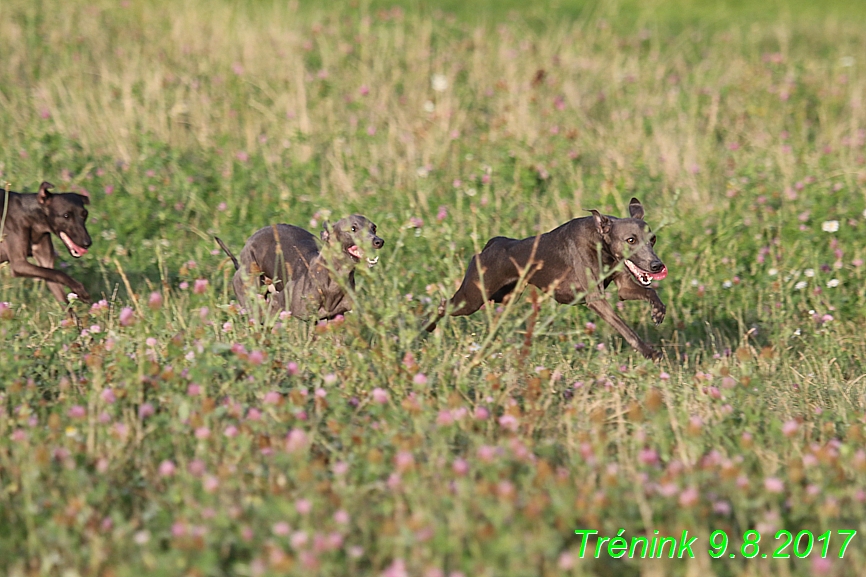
[585,295,660,360]
[488,281,518,303]
[448,256,495,317]
[232,269,253,311]
[423,257,489,332]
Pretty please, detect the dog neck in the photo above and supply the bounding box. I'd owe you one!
[564,217,619,265]
[312,249,356,277]
[5,192,52,235]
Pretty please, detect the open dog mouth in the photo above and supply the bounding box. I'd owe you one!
[59,232,88,258]
[624,259,667,287]
[347,243,381,265]
[346,245,362,260]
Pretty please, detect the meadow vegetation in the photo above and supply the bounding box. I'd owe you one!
[1,0,866,575]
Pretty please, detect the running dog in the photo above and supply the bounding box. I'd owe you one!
[216,215,384,320]
[0,181,92,304]
[427,198,667,359]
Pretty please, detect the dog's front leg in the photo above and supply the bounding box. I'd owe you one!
[31,236,77,305]
[7,234,89,303]
[585,295,660,360]
[614,274,666,325]
[10,258,90,303]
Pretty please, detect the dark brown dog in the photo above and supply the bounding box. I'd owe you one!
[0,181,92,304]
[216,214,384,320]
[427,198,667,359]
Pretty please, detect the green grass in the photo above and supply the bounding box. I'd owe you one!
[1,0,866,575]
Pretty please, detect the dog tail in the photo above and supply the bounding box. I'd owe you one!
[214,237,239,270]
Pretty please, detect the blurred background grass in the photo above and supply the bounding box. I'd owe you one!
[360,0,866,27]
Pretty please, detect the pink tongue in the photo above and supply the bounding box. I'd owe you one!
[347,245,361,258]
[648,265,667,280]
[61,233,88,256]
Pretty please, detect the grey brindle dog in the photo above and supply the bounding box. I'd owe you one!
[0,181,92,304]
[426,198,667,359]
[216,215,384,320]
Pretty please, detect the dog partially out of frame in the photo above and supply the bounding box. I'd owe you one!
[426,198,668,359]
[216,215,384,320]
[0,181,92,304]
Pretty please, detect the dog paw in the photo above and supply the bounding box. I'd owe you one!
[651,303,666,326]
[71,285,91,303]
[643,347,663,362]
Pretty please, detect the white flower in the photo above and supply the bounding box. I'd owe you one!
[793,328,801,336]
[794,281,808,290]
[822,220,840,233]
[804,269,815,278]
[134,530,151,545]
[827,278,840,288]
[423,100,435,113]
[465,188,477,197]
[690,279,699,286]
[67,292,79,301]
[416,167,428,178]
[768,268,778,276]
[431,74,449,92]
[722,280,733,289]
[841,56,855,67]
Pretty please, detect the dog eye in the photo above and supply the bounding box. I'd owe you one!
[63,213,71,219]
[82,211,88,219]
[626,237,635,244]
[351,226,357,232]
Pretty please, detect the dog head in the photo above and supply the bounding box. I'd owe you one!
[321,214,384,265]
[589,198,667,287]
[37,182,92,258]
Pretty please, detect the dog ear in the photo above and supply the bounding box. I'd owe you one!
[320,222,331,243]
[588,209,611,237]
[628,197,644,219]
[37,181,54,205]
[76,193,91,205]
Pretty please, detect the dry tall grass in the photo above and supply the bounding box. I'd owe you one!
[3,0,864,219]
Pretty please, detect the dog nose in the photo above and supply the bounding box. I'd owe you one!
[373,237,384,249]
[650,260,664,273]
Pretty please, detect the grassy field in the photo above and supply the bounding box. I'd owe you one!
[1,0,866,575]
